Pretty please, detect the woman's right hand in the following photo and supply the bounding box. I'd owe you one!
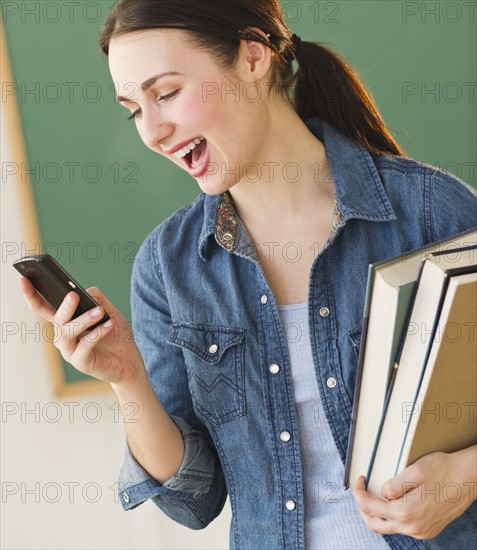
[19,278,144,385]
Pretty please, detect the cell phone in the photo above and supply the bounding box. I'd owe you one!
[13,254,110,331]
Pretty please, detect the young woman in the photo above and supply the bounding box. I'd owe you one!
[20,1,477,548]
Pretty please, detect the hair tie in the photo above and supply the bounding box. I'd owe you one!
[285,34,302,63]
[292,34,302,56]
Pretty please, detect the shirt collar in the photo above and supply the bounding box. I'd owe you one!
[198,117,397,261]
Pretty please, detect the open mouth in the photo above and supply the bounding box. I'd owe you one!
[184,149,193,169]
[183,138,207,170]
[170,137,210,177]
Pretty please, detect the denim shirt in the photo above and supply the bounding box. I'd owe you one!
[119,117,477,550]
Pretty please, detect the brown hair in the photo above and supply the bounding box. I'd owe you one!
[100,0,404,156]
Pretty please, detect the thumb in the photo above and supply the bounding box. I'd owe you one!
[381,470,420,500]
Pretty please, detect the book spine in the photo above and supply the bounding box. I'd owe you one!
[343,263,374,488]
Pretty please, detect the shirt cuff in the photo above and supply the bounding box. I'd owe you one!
[118,415,217,510]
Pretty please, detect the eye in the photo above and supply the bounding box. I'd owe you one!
[127,90,179,121]
[128,108,142,121]
[156,90,179,103]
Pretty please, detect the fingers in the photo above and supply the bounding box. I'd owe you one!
[53,294,111,357]
[352,475,419,536]
[86,286,117,318]
[69,319,114,370]
[19,278,118,380]
[358,513,399,535]
[352,476,396,534]
[53,291,80,326]
[352,475,385,515]
[86,286,106,305]
[352,474,367,495]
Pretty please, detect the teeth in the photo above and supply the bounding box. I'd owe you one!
[173,138,204,159]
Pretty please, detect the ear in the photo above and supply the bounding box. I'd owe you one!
[237,27,273,83]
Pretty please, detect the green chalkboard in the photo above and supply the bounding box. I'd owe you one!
[3,1,475,393]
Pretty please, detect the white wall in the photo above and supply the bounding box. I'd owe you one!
[1,98,231,550]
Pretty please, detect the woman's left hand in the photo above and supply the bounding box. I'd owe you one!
[352,445,477,540]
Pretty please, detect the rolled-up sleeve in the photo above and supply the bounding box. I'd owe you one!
[117,229,227,529]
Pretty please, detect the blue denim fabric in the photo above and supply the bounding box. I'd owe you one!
[119,117,477,549]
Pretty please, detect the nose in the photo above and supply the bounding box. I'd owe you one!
[139,107,172,151]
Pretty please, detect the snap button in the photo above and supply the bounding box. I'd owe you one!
[123,492,130,503]
[280,431,291,442]
[260,294,268,304]
[208,344,219,354]
[285,499,296,511]
[319,307,330,317]
[326,377,337,388]
[269,363,280,374]
[222,232,233,242]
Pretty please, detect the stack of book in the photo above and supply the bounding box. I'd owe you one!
[344,227,477,496]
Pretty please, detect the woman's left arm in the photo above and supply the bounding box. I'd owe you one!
[353,444,477,539]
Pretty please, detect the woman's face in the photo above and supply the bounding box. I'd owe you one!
[108,29,273,195]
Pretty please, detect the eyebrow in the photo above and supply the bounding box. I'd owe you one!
[116,71,182,102]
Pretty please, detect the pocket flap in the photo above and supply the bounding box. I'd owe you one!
[168,323,245,365]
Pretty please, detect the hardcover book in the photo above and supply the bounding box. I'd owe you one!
[344,227,477,489]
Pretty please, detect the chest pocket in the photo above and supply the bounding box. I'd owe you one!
[168,322,246,427]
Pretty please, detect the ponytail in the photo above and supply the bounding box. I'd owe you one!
[290,40,405,156]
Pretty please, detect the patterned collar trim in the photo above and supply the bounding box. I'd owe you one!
[331,199,345,233]
[215,191,239,251]
[214,190,345,252]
